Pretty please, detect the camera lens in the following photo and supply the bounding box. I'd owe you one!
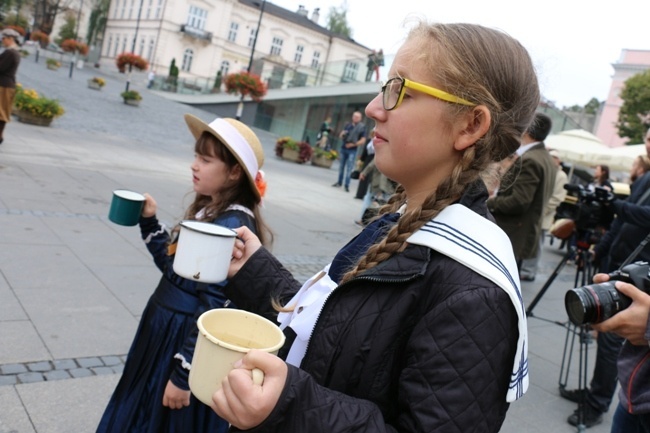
[565,282,631,325]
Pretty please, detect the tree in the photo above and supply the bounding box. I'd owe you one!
[55,12,76,44]
[584,97,601,115]
[86,0,109,46]
[616,70,650,144]
[326,2,352,38]
[33,0,73,35]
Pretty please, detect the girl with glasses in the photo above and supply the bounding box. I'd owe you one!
[211,21,538,433]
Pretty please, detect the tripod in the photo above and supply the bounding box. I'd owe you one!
[526,229,598,433]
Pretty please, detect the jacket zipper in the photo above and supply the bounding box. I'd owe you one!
[627,351,650,412]
[301,273,418,369]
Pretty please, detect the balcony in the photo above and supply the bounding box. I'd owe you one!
[180,25,213,42]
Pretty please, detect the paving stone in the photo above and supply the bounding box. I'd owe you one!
[100,356,122,366]
[77,357,103,368]
[91,367,115,376]
[17,372,44,383]
[44,370,71,381]
[0,364,27,375]
[68,368,93,378]
[111,365,124,374]
[0,375,17,386]
[27,361,52,372]
[53,359,78,370]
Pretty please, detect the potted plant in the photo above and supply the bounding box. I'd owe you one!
[88,77,106,90]
[311,147,338,168]
[13,85,65,126]
[30,30,50,48]
[275,137,312,163]
[116,52,148,73]
[46,58,61,70]
[60,39,89,56]
[121,89,142,106]
[224,71,267,102]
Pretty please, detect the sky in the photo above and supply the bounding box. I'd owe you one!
[270,0,648,109]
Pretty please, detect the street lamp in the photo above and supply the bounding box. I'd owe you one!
[236,0,266,120]
[125,0,145,92]
[69,0,83,78]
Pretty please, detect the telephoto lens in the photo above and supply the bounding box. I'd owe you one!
[565,282,632,325]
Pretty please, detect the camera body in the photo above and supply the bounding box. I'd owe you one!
[565,261,650,325]
[562,184,616,234]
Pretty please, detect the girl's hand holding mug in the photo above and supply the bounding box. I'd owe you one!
[211,349,287,430]
[142,193,157,218]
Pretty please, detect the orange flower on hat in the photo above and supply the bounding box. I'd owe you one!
[255,171,267,198]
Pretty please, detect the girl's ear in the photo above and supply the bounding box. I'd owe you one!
[229,164,243,181]
[454,105,491,152]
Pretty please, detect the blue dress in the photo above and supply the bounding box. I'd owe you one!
[97,209,257,433]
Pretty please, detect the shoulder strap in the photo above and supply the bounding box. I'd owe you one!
[407,203,528,402]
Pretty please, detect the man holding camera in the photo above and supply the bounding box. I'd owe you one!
[562,128,650,428]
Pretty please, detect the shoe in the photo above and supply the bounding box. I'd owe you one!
[345,186,350,192]
[354,220,364,227]
[520,274,535,282]
[560,387,587,403]
[331,182,341,187]
[567,404,603,428]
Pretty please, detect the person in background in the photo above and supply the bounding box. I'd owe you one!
[96,115,272,433]
[590,164,613,192]
[0,28,22,145]
[317,116,331,149]
[147,69,156,89]
[355,157,396,227]
[354,129,376,199]
[487,112,556,276]
[365,50,377,82]
[332,111,366,192]
[374,49,384,81]
[520,149,568,280]
[210,21,539,433]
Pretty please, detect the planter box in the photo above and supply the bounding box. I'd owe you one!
[46,63,59,71]
[124,99,141,107]
[282,148,301,163]
[15,110,53,127]
[87,80,102,90]
[311,155,334,168]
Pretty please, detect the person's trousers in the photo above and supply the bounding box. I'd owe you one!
[612,403,650,433]
[587,331,625,413]
[337,147,356,188]
[520,230,546,278]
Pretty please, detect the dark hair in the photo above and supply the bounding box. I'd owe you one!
[596,164,610,184]
[341,22,540,283]
[526,113,552,142]
[179,132,272,246]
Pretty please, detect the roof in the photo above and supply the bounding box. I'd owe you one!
[237,0,368,48]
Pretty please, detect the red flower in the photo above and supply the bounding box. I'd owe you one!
[224,72,267,102]
[60,39,89,56]
[115,52,149,73]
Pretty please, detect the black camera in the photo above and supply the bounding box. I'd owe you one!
[562,184,616,234]
[565,261,650,325]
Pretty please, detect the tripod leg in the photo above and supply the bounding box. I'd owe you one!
[526,247,574,316]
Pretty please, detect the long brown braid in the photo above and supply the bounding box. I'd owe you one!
[340,22,539,284]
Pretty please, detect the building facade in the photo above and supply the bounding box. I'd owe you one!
[99,0,372,91]
[595,49,650,147]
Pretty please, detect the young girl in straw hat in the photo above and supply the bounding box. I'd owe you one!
[209,20,539,433]
[96,115,271,433]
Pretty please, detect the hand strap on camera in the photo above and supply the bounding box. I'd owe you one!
[407,204,528,402]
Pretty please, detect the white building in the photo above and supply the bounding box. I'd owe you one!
[100,0,373,90]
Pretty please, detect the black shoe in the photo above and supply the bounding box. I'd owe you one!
[345,186,349,192]
[331,182,341,187]
[567,405,603,428]
[560,388,587,403]
[519,274,535,282]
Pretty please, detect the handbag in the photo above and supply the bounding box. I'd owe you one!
[350,169,360,180]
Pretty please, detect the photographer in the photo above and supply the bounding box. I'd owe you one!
[590,275,650,433]
[562,129,650,427]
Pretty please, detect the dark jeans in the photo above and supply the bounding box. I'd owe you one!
[586,331,625,413]
[612,403,650,433]
[337,147,357,188]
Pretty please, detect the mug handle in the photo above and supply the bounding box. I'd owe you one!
[252,368,264,385]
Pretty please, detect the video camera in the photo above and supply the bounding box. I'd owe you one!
[565,261,650,325]
[561,184,616,235]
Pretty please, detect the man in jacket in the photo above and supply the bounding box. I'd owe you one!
[332,111,366,192]
[487,112,556,274]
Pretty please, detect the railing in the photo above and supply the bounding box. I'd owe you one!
[180,25,213,41]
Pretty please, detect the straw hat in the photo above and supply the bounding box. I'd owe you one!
[184,114,265,200]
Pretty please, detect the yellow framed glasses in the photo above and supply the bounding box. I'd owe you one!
[381,77,475,110]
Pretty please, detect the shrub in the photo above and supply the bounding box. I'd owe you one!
[120,90,142,101]
[46,58,61,67]
[13,85,65,119]
[90,77,106,87]
[115,52,148,73]
[313,147,338,160]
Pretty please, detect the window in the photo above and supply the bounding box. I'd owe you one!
[146,0,152,19]
[154,0,163,19]
[112,0,119,18]
[128,0,134,19]
[113,36,120,56]
[105,35,113,56]
[248,28,256,47]
[294,45,303,64]
[182,48,193,72]
[147,38,155,62]
[120,0,126,19]
[343,60,359,81]
[270,37,283,56]
[220,60,230,76]
[121,35,127,53]
[227,22,238,42]
[311,50,320,69]
[139,37,145,56]
[187,5,207,30]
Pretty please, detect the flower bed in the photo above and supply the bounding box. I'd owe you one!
[13,85,64,125]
